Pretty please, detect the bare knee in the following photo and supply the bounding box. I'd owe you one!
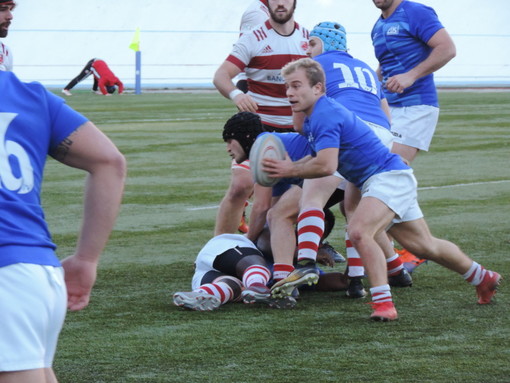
[267,207,277,227]
[347,225,369,247]
[225,177,253,202]
[268,205,294,226]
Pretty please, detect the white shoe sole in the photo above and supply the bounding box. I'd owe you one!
[173,292,221,311]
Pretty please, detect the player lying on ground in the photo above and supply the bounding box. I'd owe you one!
[172,226,348,312]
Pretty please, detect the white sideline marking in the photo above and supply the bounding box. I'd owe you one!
[187,180,510,211]
[418,179,510,190]
[187,205,219,211]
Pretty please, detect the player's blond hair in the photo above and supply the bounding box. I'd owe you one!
[282,57,325,90]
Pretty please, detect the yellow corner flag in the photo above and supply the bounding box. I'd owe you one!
[129,27,141,51]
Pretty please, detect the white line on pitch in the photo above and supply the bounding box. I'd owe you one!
[418,179,510,190]
[187,205,220,211]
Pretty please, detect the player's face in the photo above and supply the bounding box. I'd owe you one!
[268,0,296,25]
[0,2,14,38]
[285,68,322,116]
[307,37,323,58]
[226,139,247,164]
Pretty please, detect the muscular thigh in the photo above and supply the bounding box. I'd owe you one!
[348,196,395,238]
[301,176,341,210]
[389,218,434,254]
[268,185,302,222]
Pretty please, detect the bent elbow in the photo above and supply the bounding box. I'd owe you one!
[447,44,457,61]
[319,163,337,177]
[445,41,457,62]
[213,67,227,89]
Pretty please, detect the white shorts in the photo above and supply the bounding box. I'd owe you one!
[362,120,394,150]
[361,169,423,223]
[390,105,440,151]
[192,234,258,290]
[332,171,347,190]
[0,263,67,372]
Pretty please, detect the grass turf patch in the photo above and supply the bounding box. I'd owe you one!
[46,90,509,383]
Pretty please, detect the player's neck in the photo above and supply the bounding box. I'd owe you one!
[381,0,403,19]
[269,19,295,36]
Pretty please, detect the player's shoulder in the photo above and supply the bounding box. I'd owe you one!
[351,55,375,71]
[401,0,438,17]
[275,131,306,146]
[240,1,269,30]
[244,20,271,41]
[1,71,44,92]
[317,50,355,64]
[402,0,433,10]
[0,72,64,117]
[317,96,352,120]
[295,22,310,38]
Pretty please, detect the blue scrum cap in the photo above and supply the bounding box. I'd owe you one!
[310,22,347,53]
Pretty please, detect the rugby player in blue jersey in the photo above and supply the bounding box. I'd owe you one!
[305,21,413,298]
[266,58,500,321]
[371,0,456,164]
[172,112,349,311]
[222,112,345,287]
[0,71,126,381]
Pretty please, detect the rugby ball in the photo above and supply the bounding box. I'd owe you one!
[249,133,285,187]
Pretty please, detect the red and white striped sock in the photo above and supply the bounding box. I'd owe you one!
[463,261,487,286]
[345,230,364,278]
[370,284,392,304]
[386,253,404,276]
[242,265,271,288]
[197,282,234,304]
[297,208,324,263]
[273,263,295,282]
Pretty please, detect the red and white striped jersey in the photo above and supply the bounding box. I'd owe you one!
[235,0,269,86]
[227,20,309,130]
[0,42,12,71]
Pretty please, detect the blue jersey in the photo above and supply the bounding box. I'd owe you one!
[259,132,311,197]
[304,96,409,188]
[0,71,88,267]
[371,0,444,107]
[314,50,390,130]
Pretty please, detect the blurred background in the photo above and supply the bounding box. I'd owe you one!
[6,0,510,88]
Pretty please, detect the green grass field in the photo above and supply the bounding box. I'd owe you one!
[45,90,509,383]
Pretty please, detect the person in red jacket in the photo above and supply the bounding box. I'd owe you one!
[91,59,124,96]
[62,58,124,96]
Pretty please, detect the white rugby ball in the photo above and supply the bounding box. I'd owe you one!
[249,133,285,187]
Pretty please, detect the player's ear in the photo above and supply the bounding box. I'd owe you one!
[313,82,324,95]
